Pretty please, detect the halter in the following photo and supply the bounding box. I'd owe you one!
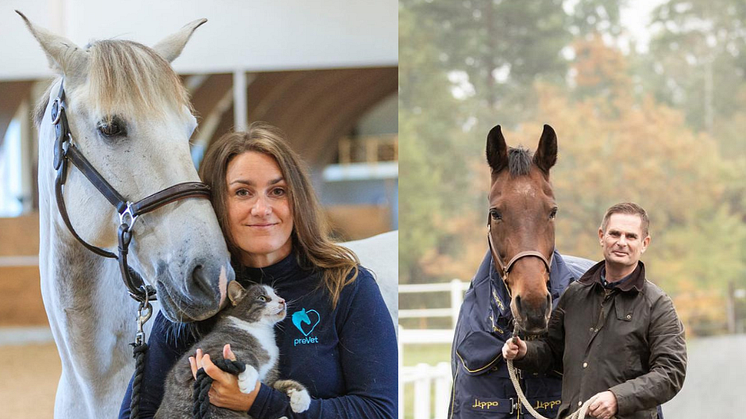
[50,79,212,303]
[487,222,553,297]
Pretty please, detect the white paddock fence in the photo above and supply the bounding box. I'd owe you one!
[399,279,468,419]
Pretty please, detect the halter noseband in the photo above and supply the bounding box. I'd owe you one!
[487,223,553,297]
[51,79,212,303]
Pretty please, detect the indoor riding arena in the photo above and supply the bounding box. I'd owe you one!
[0,214,59,418]
[0,1,397,417]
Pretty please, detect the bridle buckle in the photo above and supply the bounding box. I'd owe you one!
[51,97,64,125]
[119,203,139,230]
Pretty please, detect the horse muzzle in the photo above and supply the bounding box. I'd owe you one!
[155,258,233,322]
[512,293,552,335]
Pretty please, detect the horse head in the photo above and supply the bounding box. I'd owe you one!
[486,124,557,335]
[20,12,234,322]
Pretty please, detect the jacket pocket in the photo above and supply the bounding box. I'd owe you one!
[455,330,504,375]
[452,331,516,418]
[613,297,648,376]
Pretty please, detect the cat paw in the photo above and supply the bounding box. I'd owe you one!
[287,388,311,413]
[237,366,258,394]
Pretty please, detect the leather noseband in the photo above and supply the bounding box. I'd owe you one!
[51,79,212,302]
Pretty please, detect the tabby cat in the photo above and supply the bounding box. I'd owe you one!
[155,282,310,418]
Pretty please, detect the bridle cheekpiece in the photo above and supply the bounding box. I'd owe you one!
[487,222,554,297]
[50,79,212,303]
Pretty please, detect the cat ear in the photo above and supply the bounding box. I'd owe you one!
[227,281,246,307]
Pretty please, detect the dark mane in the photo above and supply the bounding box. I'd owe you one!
[508,146,533,177]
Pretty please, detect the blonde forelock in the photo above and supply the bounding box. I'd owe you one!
[86,40,192,120]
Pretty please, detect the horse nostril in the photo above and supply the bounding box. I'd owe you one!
[189,264,213,298]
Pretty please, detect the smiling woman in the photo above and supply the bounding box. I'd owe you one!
[225,151,294,268]
[119,122,397,419]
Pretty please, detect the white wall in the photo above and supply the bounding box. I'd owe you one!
[0,0,398,80]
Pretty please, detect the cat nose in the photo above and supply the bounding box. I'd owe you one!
[279,298,286,305]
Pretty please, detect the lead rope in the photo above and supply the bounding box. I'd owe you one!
[505,331,615,419]
[192,358,246,419]
[130,291,153,419]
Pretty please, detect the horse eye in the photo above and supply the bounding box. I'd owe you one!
[549,207,558,219]
[490,209,502,221]
[98,117,127,137]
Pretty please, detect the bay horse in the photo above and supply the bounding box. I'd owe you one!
[19,13,233,419]
[486,124,561,334]
[449,124,593,418]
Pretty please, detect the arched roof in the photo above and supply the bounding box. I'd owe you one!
[190,67,397,168]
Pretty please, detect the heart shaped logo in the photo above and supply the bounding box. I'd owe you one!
[291,308,321,337]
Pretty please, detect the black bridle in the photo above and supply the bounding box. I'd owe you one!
[50,79,212,305]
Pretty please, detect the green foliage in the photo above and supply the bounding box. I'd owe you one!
[646,0,746,147]
[399,0,746,336]
[400,4,475,283]
[568,0,626,37]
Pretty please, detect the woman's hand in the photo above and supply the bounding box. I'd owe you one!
[501,336,527,361]
[189,344,261,412]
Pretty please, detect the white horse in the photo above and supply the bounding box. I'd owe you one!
[21,12,399,418]
[342,230,398,328]
[21,14,233,419]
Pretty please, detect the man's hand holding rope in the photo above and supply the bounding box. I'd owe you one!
[502,335,527,361]
[501,337,618,419]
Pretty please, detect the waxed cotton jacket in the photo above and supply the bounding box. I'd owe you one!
[515,261,687,419]
[448,251,592,419]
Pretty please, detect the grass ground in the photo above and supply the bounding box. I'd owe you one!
[402,343,451,367]
[402,343,452,419]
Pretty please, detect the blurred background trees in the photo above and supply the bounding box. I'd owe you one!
[400,0,746,336]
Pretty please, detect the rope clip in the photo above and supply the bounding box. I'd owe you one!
[134,290,153,346]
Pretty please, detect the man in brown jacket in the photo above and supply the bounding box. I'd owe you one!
[503,202,686,419]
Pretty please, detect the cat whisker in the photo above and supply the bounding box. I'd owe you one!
[285,298,300,310]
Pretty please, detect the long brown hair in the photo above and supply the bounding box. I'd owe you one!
[199,122,359,308]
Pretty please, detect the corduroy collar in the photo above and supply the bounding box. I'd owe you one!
[579,260,646,292]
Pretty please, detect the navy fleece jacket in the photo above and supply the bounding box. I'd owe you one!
[119,253,397,418]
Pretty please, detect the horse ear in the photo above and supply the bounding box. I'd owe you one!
[533,124,557,174]
[227,281,246,307]
[486,125,509,174]
[16,11,89,83]
[152,18,207,63]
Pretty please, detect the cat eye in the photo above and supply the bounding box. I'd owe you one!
[257,295,268,302]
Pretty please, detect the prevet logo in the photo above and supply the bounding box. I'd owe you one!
[292,308,321,347]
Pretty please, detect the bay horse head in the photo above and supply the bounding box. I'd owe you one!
[20,12,233,322]
[486,124,557,335]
